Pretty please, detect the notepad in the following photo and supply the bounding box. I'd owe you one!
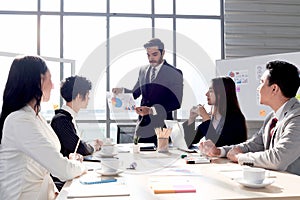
[149,177,196,194]
[67,176,130,198]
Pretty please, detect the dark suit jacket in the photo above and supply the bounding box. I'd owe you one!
[183,111,247,147]
[50,109,94,157]
[125,60,183,143]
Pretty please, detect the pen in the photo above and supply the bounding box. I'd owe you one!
[80,178,117,185]
[186,158,211,164]
[74,137,80,154]
[74,131,84,154]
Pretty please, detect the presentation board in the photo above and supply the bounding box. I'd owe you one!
[216,52,300,121]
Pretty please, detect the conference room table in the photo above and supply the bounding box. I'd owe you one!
[56,144,300,200]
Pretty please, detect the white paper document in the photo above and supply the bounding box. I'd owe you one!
[67,176,130,198]
[106,92,136,112]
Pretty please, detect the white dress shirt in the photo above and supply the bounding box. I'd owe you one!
[148,61,164,115]
[61,104,80,135]
[212,112,222,130]
[149,61,163,82]
[0,105,86,200]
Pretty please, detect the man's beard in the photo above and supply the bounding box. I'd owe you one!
[150,57,163,67]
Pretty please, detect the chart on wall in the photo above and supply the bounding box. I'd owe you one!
[216,52,300,121]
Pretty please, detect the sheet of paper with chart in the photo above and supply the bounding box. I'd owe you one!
[106,92,136,112]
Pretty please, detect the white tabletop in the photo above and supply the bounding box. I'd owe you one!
[57,145,300,200]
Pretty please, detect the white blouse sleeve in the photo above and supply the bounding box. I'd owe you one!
[4,111,86,181]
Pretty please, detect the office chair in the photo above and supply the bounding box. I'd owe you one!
[116,124,136,144]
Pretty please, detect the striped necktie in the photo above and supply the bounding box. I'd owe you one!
[150,67,156,82]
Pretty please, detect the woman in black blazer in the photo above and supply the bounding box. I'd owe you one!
[183,77,247,147]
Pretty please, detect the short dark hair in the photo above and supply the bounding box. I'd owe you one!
[0,55,48,142]
[60,76,92,102]
[143,38,164,54]
[266,60,300,98]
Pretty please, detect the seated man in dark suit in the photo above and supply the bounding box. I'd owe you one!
[113,38,183,145]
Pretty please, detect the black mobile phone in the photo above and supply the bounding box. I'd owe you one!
[140,146,156,151]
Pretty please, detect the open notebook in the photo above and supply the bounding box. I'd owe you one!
[164,120,198,153]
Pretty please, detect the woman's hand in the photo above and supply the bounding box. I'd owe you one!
[94,139,103,151]
[69,153,84,162]
[198,105,210,122]
[188,106,199,125]
[199,139,220,156]
[226,147,243,163]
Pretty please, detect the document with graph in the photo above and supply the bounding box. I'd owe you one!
[106,92,136,112]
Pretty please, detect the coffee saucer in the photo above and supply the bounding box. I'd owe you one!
[99,152,118,158]
[96,169,123,176]
[235,178,275,188]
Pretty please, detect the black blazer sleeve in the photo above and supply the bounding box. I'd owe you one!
[183,112,247,147]
[182,120,207,147]
[51,113,94,157]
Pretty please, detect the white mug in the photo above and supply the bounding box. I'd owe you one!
[103,138,113,145]
[191,105,199,114]
[101,158,121,173]
[101,144,115,155]
[243,167,265,184]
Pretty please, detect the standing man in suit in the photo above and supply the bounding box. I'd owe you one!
[113,38,183,144]
[199,60,300,175]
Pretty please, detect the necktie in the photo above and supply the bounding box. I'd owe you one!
[150,67,156,82]
[269,117,278,137]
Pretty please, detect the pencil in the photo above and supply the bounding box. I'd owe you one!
[74,130,84,154]
[74,137,80,154]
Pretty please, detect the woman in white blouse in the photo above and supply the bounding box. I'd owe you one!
[0,55,86,200]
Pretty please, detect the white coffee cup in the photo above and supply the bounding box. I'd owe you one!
[243,167,265,184]
[101,158,120,173]
[101,144,115,155]
[191,105,199,114]
[103,138,113,145]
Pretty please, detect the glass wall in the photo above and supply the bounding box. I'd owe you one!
[0,0,223,141]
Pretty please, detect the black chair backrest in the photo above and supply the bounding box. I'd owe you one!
[117,124,136,144]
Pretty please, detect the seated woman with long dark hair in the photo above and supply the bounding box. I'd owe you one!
[183,77,247,147]
[0,55,86,200]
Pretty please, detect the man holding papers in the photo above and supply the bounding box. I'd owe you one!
[200,61,300,175]
[112,38,183,145]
